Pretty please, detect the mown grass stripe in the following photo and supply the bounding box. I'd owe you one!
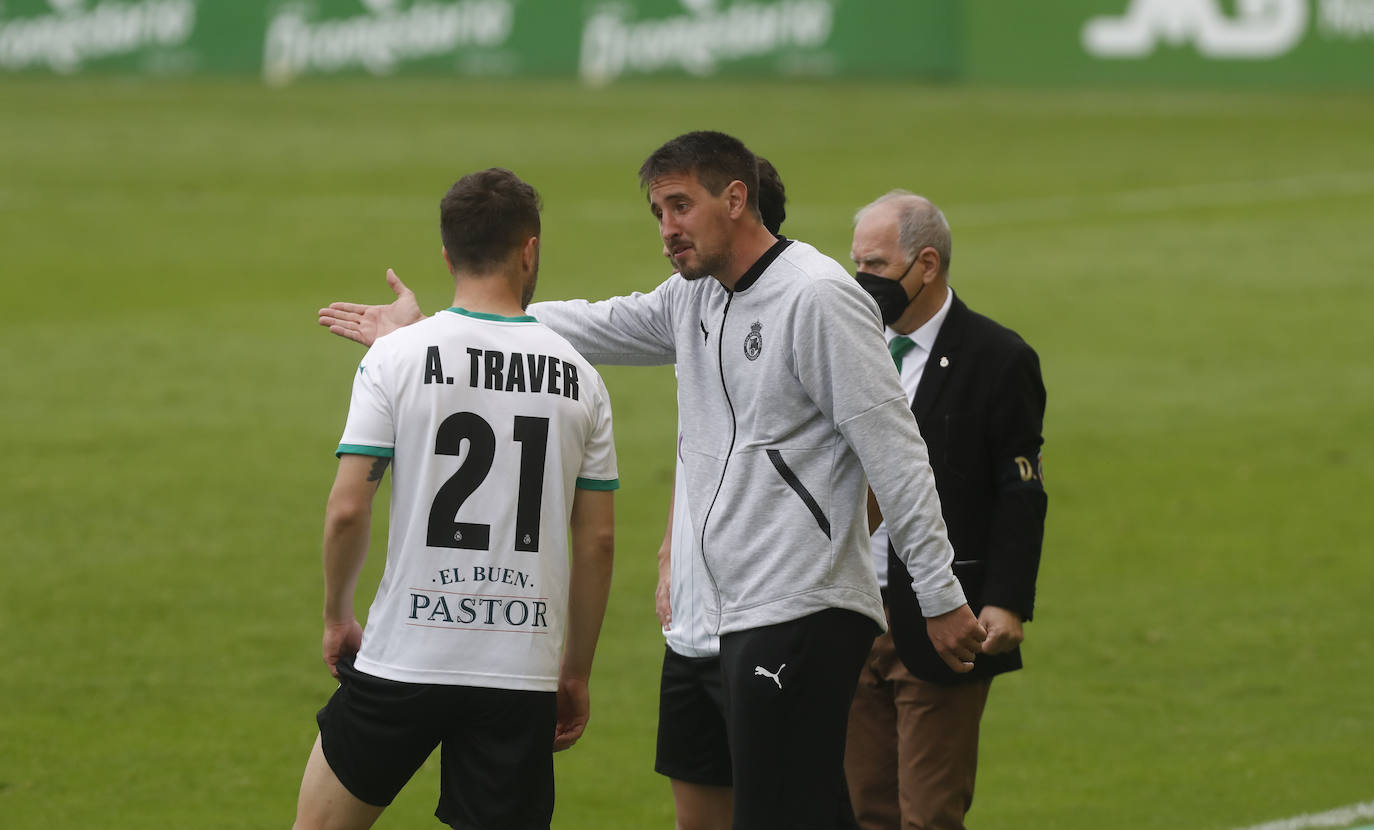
[1231,801,1374,830]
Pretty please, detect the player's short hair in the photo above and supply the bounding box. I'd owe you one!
[440,168,542,273]
[639,131,761,221]
[854,190,953,275]
[756,156,786,235]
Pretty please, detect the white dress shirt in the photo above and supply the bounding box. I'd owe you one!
[871,287,954,588]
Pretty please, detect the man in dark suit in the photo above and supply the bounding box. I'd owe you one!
[844,191,1047,830]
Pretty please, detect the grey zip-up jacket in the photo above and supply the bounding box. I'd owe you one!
[531,239,965,635]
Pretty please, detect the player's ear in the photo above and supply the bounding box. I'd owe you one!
[442,246,454,274]
[521,236,539,271]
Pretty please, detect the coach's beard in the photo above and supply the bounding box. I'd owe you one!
[675,247,728,282]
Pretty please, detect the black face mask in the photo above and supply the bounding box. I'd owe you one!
[855,255,924,327]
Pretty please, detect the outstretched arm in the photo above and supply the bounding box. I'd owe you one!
[554,488,615,751]
[318,268,425,347]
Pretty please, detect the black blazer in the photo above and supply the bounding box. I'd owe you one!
[886,295,1047,684]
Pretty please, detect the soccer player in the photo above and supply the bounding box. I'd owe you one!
[293,168,618,830]
[319,132,985,829]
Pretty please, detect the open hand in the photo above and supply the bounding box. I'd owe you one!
[318,268,424,347]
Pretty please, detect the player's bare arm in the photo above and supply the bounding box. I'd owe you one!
[320,453,387,677]
[655,481,675,629]
[555,488,615,752]
[318,268,425,347]
[366,456,390,481]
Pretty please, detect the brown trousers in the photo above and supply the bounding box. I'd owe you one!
[844,620,992,830]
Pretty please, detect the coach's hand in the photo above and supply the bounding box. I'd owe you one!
[318,268,425,347]
[322,618,363,679]
[926,604,987,673]
[553,676,590,751]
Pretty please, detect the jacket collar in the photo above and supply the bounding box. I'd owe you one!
[732,236,791,293]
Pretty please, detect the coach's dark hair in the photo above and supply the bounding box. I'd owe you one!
[440,168,542,273]
[639,131,760,220]
[756,155,785,235]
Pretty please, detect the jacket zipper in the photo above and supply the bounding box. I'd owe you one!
[697,289,734,635]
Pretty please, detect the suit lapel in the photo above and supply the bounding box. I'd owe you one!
[911,294,968,421]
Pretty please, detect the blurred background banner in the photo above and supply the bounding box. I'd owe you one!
[0,0,547,78]
[572,0,960,83]
[0,0,962,81]
[967,0,1374,88]
[3,0,1369,85]
[0,0,204,75]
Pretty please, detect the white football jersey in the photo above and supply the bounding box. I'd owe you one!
[337,307,618,691]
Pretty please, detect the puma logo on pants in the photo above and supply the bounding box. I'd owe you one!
[754,663,786,689]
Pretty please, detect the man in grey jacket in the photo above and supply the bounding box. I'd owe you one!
[319,131,986,829]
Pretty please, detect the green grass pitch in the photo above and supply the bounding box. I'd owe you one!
[1,76,1372,829]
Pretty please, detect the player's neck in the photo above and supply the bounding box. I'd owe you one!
[451,273,527,318]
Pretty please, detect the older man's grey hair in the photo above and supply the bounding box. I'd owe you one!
[854,190,952,275]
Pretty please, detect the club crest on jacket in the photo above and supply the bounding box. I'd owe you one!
[744,321,763,361]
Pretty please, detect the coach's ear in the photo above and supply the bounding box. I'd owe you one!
[724,179,749,221]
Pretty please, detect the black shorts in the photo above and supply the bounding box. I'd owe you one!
[316,657,556,830]
[654,646,732,787]
[719,608,877,830]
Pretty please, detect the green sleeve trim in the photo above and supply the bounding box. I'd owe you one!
[336,444,394,459]
[576,476,619,491]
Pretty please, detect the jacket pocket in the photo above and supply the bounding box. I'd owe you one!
[766,449,831,539]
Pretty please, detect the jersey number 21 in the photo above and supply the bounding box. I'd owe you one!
[427,412,548,553]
